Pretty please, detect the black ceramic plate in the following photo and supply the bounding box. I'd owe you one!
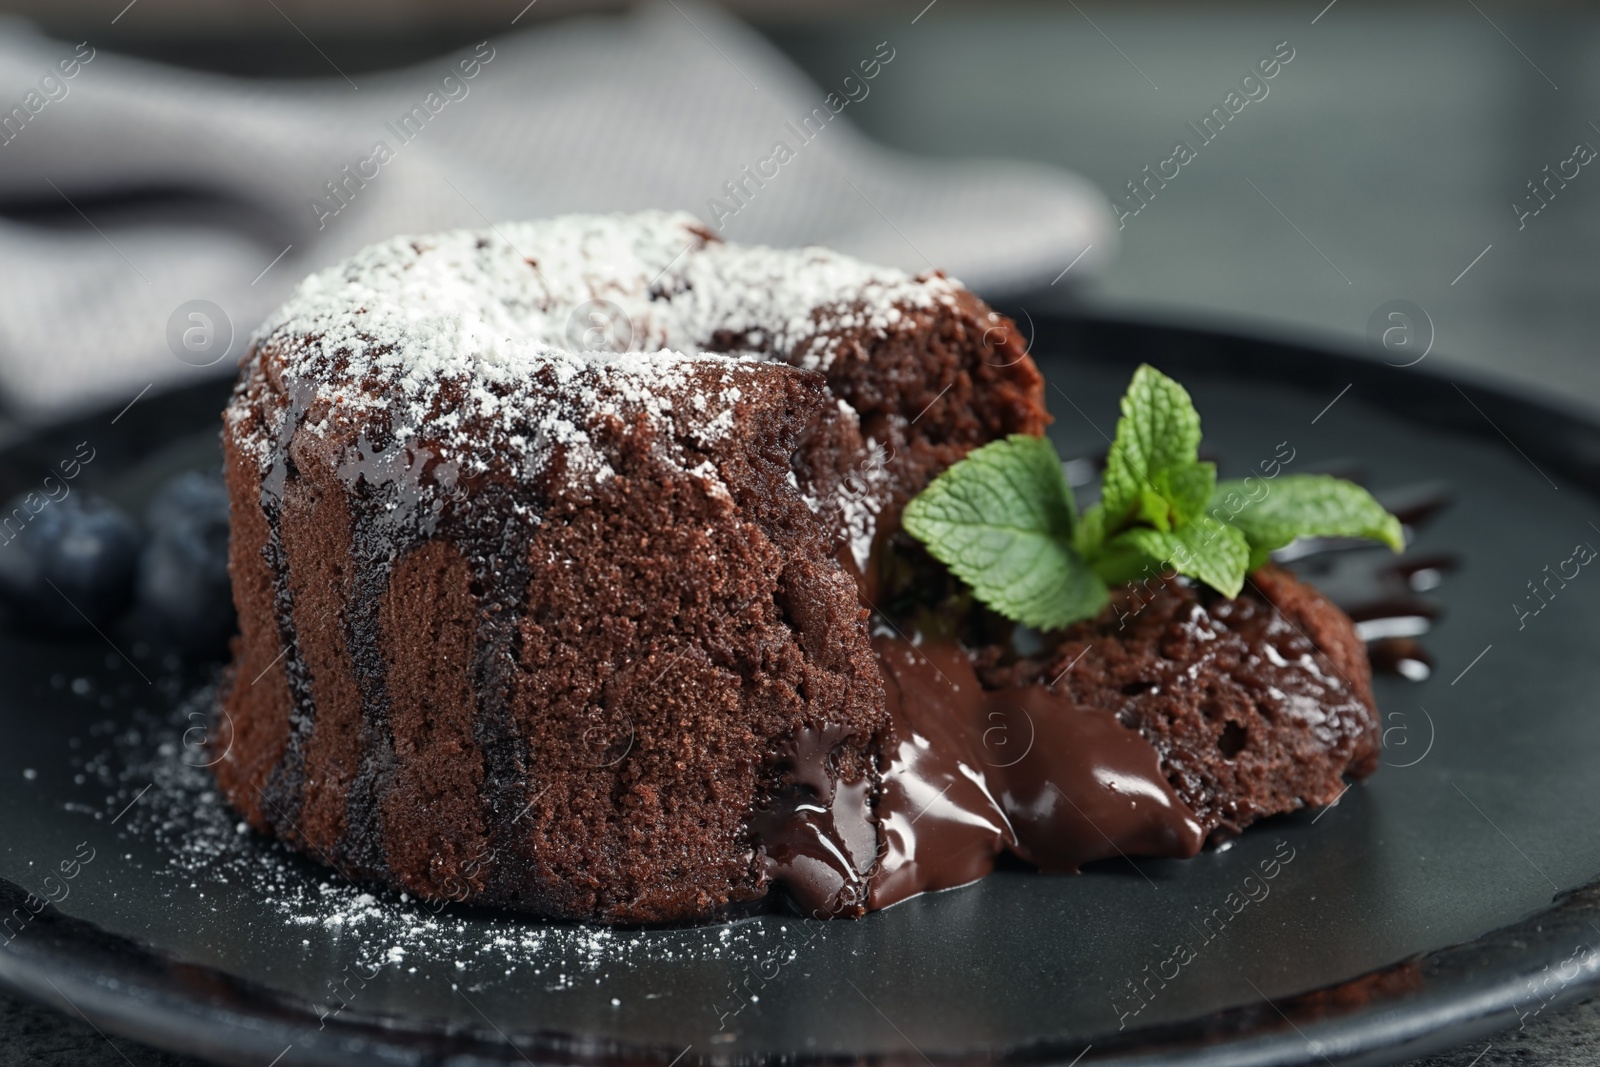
[3,314,1600,1067]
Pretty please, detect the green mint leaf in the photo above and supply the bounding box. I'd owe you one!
[1100,365,1204,530]
[1154,460,1217,525]
[1129,486,1175,532]
[902,435,1108,629]
[1084,536,1157,587]
[1073,501,1107,557]
[1209,474,1405,569]
[1113,521,1252,598]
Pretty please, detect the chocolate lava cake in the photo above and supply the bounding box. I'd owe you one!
[215,211,1380,923]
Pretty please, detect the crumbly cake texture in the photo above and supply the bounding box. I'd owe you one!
[216,211,1047,922]
[975,566,1380,840]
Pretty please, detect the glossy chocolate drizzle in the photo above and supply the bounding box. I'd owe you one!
[251,383,499,875]
[254,381,321,837]
[1280,481,1456,683]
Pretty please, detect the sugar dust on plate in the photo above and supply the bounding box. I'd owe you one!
[89,689,816,991]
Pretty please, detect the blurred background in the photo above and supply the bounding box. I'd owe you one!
[0,0,1594,429]
[0,1,1597,1064]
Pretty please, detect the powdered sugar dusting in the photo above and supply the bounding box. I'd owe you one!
[237,211,957,496]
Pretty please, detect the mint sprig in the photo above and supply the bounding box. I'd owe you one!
[898,434,1107,630]
[902,364,1404,628]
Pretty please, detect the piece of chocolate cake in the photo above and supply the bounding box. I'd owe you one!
[975,566,1379,842]
[215,211,1382,924]
[215,212,1045,922]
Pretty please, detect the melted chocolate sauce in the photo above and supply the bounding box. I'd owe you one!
[752,724,880,919]
[988,683,1204,873]
[759,481,1459,917]
[1282,484,1457,682]
[760,633,1205,916]
[867,637,1011,911]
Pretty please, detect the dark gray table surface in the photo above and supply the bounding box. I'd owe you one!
[5,2,1600,1064]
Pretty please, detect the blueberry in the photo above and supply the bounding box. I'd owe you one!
[146,469,229,537]
[0,491,141,632]
[138,470,235,652]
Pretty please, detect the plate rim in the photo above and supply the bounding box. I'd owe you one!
[7,871,1600,1067]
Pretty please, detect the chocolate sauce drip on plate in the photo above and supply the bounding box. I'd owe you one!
[1278,483,1457,682]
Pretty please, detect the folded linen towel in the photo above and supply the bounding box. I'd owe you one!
[0,1,1114,419]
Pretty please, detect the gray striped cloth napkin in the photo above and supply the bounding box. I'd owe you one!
[0,1,1114,419]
